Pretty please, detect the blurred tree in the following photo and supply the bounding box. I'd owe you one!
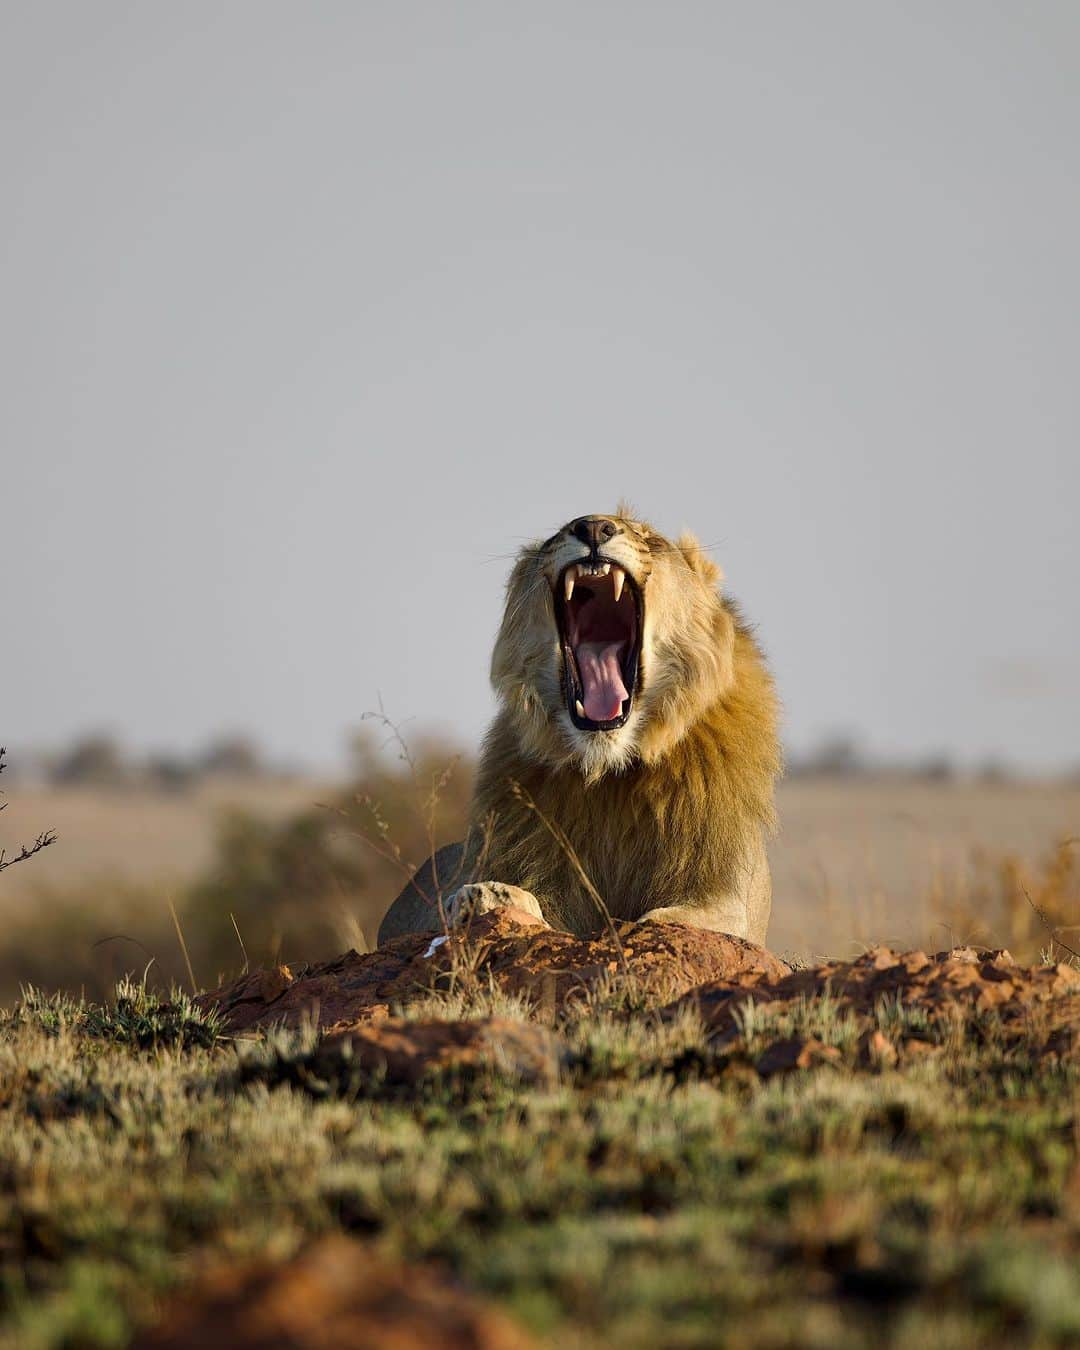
[51,735,128,787]
[787,734,865,778]
[145,754,197,793]
[198,735,263,778]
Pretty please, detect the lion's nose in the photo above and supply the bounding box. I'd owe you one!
[571,517,620,554]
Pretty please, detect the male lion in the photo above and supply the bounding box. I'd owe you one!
[377,508,781,946]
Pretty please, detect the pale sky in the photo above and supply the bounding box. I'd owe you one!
[3,3,1078,772]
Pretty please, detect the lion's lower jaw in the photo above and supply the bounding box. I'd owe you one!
[562,712,641,780]
[501,700,643,780]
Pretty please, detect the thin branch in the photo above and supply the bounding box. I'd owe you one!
[0,746,58,873]
[1020,880,1080,966]
[229,912,250,976]
[169,898,198,993]
[92,933,157,960]
[0,830,58,874]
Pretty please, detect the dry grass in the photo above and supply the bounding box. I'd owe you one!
[768,778,1080,958]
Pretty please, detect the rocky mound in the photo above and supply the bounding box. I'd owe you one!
[659,943,1079,1076]
[198,913,1079,1084]
[674,943,1080,1025]
[196,907,788,1033]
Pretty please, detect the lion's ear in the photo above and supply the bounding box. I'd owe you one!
[677,531,724,588]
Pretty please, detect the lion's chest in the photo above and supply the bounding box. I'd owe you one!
[524,773,719,929]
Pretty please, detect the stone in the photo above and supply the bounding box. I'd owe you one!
[860,1029,899,1068]
[755,1037,841,1077]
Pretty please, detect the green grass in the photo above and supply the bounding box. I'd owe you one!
[0,978,1077,1348]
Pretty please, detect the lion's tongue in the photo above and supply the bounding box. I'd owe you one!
[575,641,628,722]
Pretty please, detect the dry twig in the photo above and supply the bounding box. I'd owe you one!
[0,746,58,874]
[1022,837,1080,962]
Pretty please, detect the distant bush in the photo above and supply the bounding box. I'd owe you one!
[786,733,867,778]
[41,731,275,792]
[787,734,964,782]
[196,735,263,778]
[181,726,473,980]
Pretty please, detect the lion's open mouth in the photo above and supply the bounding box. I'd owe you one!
[555,561,641,732]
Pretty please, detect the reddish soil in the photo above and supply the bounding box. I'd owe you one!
[196,907,788,1033]
[198,913,1079,1080]
[132,1235,534,1349]
[669,943,1080,1063]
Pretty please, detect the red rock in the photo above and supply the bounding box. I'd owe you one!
[318,1017,564,1087]
[860,1030,898,1068]
[132,1236,534,1349]
[755,1037,841,1077]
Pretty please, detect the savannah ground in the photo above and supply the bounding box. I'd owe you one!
[0,773,1077,1346]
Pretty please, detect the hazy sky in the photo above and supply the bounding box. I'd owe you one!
[3,3,1078,772]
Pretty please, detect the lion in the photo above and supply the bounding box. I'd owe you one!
[377,507,782,947]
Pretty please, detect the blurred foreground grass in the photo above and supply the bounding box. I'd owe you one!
[1,969,1078,1348]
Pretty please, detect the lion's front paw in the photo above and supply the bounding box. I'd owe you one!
[445,882,547,928]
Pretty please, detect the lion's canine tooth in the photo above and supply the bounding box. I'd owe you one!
[564,567,577,602]
[612,566,625,603]
[575,699,586,718]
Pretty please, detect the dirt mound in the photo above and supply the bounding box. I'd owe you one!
[674,944,1080,1025]
[132,1235,533,1349]
[197,908,788,1033]
[669,944,1080,1070]
[197,917,1078,1081]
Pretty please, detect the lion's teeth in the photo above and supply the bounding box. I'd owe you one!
[575,699,586,718]
[564,567,577,602]
[601,563,611,576]
[612,566,625,603]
